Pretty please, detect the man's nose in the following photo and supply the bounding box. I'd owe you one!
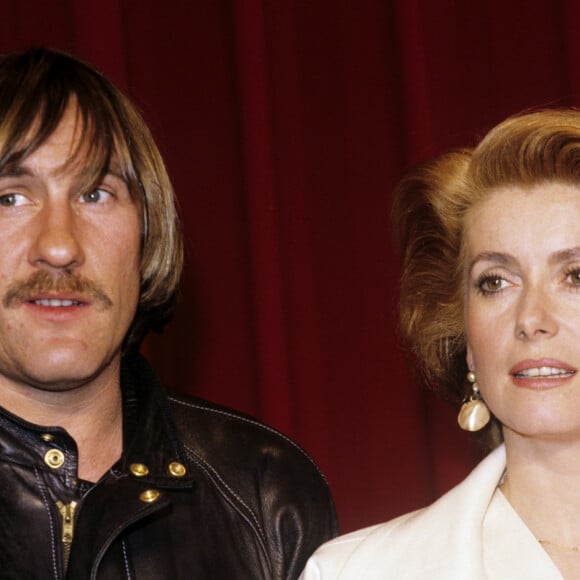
[28,200,84,271]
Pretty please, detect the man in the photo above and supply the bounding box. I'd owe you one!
[0,48,337,579]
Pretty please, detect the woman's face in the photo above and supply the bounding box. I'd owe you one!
[465,182,580,442]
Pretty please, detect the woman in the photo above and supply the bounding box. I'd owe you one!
[301,109,580,579]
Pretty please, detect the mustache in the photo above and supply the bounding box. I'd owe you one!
[3,270,113,310]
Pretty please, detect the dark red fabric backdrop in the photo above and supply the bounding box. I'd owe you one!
[2,0,579,533]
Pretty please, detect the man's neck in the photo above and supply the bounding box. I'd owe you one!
[0,361,124,482]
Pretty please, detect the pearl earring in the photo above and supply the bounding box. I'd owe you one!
[457,371,491,431]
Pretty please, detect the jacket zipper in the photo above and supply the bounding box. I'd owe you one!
[56,500,77,571]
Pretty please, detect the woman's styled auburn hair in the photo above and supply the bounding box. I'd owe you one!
[392,109,580,442]
[0,48,183,350]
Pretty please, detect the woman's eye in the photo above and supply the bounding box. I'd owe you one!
[566,269,580,285]
[80,188,111,204]
[477,275,506,294]
[0,193,27,207]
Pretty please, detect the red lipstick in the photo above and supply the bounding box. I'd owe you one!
[510,359,576,390]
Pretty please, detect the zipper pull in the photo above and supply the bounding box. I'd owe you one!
[56,500,77,569]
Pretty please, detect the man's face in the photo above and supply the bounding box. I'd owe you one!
[0,103,141,392]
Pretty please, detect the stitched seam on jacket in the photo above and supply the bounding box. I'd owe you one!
[169,397,327,480]
[34,467,60,580]
[121,538,133,579]
[90,505,165,580]
[182,444,268,546]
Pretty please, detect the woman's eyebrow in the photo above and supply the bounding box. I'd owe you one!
[549,247,580,265]
[468,251,516,274]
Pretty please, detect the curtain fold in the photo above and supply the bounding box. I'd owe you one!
[233,0,296,432]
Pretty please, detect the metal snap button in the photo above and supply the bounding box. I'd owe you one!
[168,461,187,477]
[139,489,161,503]
[44,449,65,469]
[129,463,150,477]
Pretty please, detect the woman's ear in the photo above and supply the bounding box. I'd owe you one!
[466,344,474,372]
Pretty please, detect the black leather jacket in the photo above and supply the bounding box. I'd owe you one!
[0,355,337,579]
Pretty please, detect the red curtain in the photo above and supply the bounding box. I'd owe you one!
[1,0,579,533]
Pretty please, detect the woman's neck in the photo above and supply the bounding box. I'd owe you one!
[502,434,580,578]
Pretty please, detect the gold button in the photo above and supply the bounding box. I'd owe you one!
[129,463,150,477]
[44,449,65,469]
[139,489,160,503]
[41,434,54,442]
[168,462,187,477]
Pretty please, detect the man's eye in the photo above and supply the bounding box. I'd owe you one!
[0,193,26,207]
[80,189,111,204]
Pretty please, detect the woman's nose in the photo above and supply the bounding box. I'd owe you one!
[514,284,558,340]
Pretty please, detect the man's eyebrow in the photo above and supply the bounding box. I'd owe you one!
[0,163,128,184]
[0,165,33,178]
[104,168,128,182]
[468,252,517,274]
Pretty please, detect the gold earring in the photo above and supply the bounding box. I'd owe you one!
[457,371,491,431]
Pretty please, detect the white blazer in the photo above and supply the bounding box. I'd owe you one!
[300,444,563,579]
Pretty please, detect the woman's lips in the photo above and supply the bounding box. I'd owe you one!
[510,359,576,389]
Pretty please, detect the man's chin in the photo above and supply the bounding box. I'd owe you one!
[8,353,120,394]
